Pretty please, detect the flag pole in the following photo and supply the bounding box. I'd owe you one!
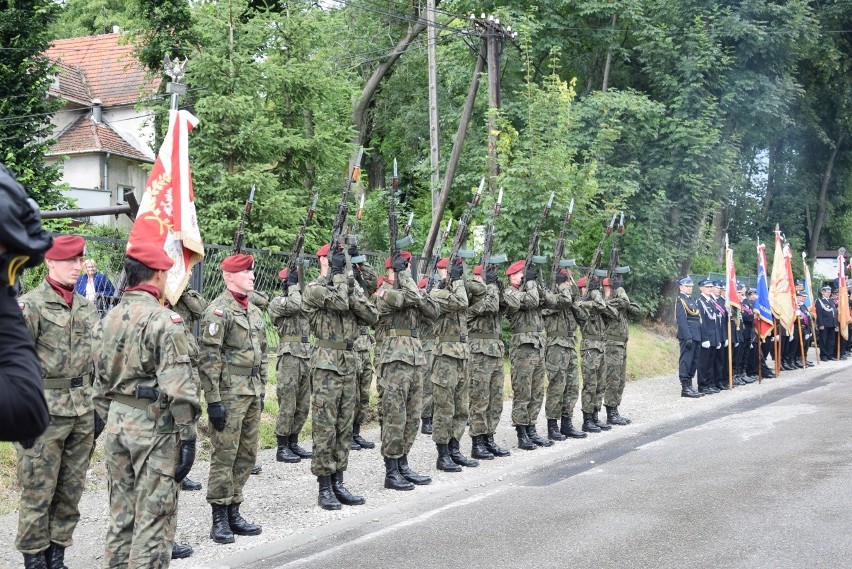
[757,335,763,384]
[774,319,781,376]
[797,315,806,367]
[727,312,733,389]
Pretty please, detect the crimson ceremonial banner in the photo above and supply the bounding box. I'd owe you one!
[128,109,204,305]
[838,254,849,341]
[725,235,740,310]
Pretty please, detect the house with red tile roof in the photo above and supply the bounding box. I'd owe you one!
[44,32,161,224]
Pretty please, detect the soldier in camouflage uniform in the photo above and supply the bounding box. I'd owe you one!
[351,258,378,451]
[542,268,588,441]
[94,242,199,569]
[602,276,642,425]
[269,267,314,463]
[374,251,438,489]
[303,243,378,510]
[417,277,436,435]
[199,254,267,544]
[15,236,100,569]
[467,264,510,459]
[502,260,554,450]
[576,276,614,433]
[428,257,477,471]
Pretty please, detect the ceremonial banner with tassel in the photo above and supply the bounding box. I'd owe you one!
[755,242,774,340]
[769,228,795,335]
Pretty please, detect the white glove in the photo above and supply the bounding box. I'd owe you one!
[735,342,740,347]
[701,341,710,348]
[724,340,728,347]
[805,333,812,340]
[716,343,721,349]
[788,336,795,343]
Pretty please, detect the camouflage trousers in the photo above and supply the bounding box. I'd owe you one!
[354,349,374,426]
[103,404,178,569]
[420,349,434,419]
[430,355,469,444]
[207,394,261,505]
[468,352,504,436]
[310,368,357,476]
[603,343,628,408]
[545,341,579,420]
[581,341,606,413]
[16,413,94,554]
[378,361,422,458]
[275,353,312,437]
[509,343,546,426]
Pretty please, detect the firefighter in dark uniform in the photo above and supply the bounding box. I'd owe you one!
[674,277,703,398]
[695,280,719,394]
[815,285,837,361]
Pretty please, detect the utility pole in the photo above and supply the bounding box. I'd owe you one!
[427,0,440,217]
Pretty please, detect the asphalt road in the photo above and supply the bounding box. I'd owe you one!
[214,367,852,569]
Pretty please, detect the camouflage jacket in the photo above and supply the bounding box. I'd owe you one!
[199,290,269,404]
[429,278,469,360]
[466,280,503,358]
[269,288,312,359]
[302,272,378,376]
[577,288,609,350]
[94,290,199,440]
[542,281,586,349]
[375,270,439,366]
[604,287,641,345]
[502,280,545,350]
[19,281,100,417]
[353,263,378,352]
[417,310,436,353]
[172,288,208,373]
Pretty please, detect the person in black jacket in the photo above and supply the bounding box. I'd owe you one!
[675,277,703,398]
[696,279,720,395]
[815,285,838,360]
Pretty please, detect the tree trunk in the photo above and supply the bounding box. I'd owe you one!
[655,258,694,325]
[601,14,617,92]
[807,132,845,260]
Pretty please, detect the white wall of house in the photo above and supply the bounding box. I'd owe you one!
[51,105,88,134]
[104,105,155,159]
[814,257,839,282]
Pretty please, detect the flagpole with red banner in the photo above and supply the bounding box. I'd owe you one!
[837,250,849,359]
[724,234,738,389]
[802,253,819,365]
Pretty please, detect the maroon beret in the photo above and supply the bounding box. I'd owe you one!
[472,265,482,276]
[577,276,588,287]
[221,254,254,272]
[45,235,85,261]
[278,267,289,279]
[436,257,449,269]
[506,259,525,276]
[417,277,428,289]
[127,241,174,271]
[384,250,412,269]
[316,243,330,257]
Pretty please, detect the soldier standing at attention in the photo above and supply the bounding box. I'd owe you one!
[375,251,437,489]
[417,277,437,435]
[351,251,378,451]
[816,285,838,361]
[674,277,703,397]
[16,236,100,569]
[95,242,199,568]
[696,279,720,394]
[602,275,642,424]
[576,276,612,433]
[303,243,378,509]
[269,267,314,464]
[502,260,554,449]
[200,254,267,544]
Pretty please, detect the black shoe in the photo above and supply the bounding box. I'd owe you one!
[716,383,730,391]
[781,361,795,371]
[605,406,631,425]
[743,375,758,383]
[250,464,262,475]
[484,434,511,456]
[398,454,432,485]
[592,411,612,431]
[699,387,715,395]
[806,360,814,367]
[547,418,567,440]
[705,385,720,393]
[317,475,342,510]
[761,368,775,378]
[289,433,313,458]
[351,438,362,450]
[383,457,415,491]
[171,543,193,560]
[527,424,555,446]
[448,437,479,467]
[45,543,67,569]
[681,380,704,398]
[516,424,537,449]
[227,503,262,536]
[420,417,433,435]
[23,552,47,569]
[210,504,236,544]
[276,435,300,463]
[470,434,495,459]
[793,360,804,369]
[352,423,375,450]
[181,476,202,491]
[436,443,462,471]
[332,471,366,505]
[560,416,588,437]
[582,412,601,433]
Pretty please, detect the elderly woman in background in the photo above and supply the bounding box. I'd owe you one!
[75,259,115,314]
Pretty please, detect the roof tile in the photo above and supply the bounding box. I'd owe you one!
[47,115,154,163]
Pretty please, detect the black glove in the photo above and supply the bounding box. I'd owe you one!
[485,265,498,285]
[685,339,694,350]
[392,251,409,272]
[94,411,105,440]
[612,276,624,289]
[348,243,360,259]
[175,439,196,483]
[287,269,299,286]
[449,258,464,281]
[330,246,346,276]
[588,277,600,291]
[555,271,568,285]
[524,266,536,283]
[208,402,227,432]
[20,438,35,450]
[437,279,448,290]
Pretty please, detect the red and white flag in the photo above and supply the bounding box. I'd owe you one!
[725,234,740,310]
[128,109,204,305]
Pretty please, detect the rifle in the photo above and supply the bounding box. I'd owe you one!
[606,211,630,284]
[231,185,256,254]
[425,218,453,293]
[520,191,556,287]
[388,159,414,288]
[446,177,485,272]
[550,197,577,290]
[479,187,507,272]
[587,213,617,289]
[330,146,365,276]
[285,193,319,295]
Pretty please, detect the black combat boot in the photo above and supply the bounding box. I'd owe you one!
[560,416,588,438]
[484,434,511,456]
[352,423,375,449]
[250,464,262,475]
[210,504,236,544]
[171,543,193,559]
[317,475,342,510]
[582,412,601,433]
[436,443,462,472]
[527,424,555,446]
[515,425,537,450]
[592,410,612,430]
[399,454,432,484]
[384,457,415,491]
[44,543,67,569]
[23,552,47,569]
[680,380,704,398]
[276,434,300,463]
[420,417,433,435]
[181,476,202,491]
[289,433,313,458]
[448,437,479,467]
[470,434,495,460]
[547,419,567,441]
[331,471,366,505]
[605,406,631,425]
[227,503,262,536]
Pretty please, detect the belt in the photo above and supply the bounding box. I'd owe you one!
[112,393,151,410]
[513,326,542,334]
[420,334,435,341]
[582,335,604,342]
[468,333,499,340]
[43,374,90,389]
[360,327,369,336]
[437,335,467,343]
[387,328,418,338]
[280,335,310,343]
[316,339,354,351]
[229,365,261,377]
[547,332,574,339]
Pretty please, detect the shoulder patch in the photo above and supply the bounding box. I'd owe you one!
[379,289,387,298]
[213,308,224,317]
[170,312,183,324]
[208,322,221,336]
[18,302,24,310]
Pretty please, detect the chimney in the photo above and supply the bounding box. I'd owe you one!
[91,99,103,123]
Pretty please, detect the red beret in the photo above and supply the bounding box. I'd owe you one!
[221,254,254,272]
[577,277,588,287]
[473,265,482,276]
[559,268,568,277]
[506,259,525,276]
[278,267,289,279]
[127,241,174,271]
[45,235,85,261]
[384,250,412,269]
[602,277,611,286]
[436,257,449,269]
[316,243,330,257]
[417,278,428,289]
